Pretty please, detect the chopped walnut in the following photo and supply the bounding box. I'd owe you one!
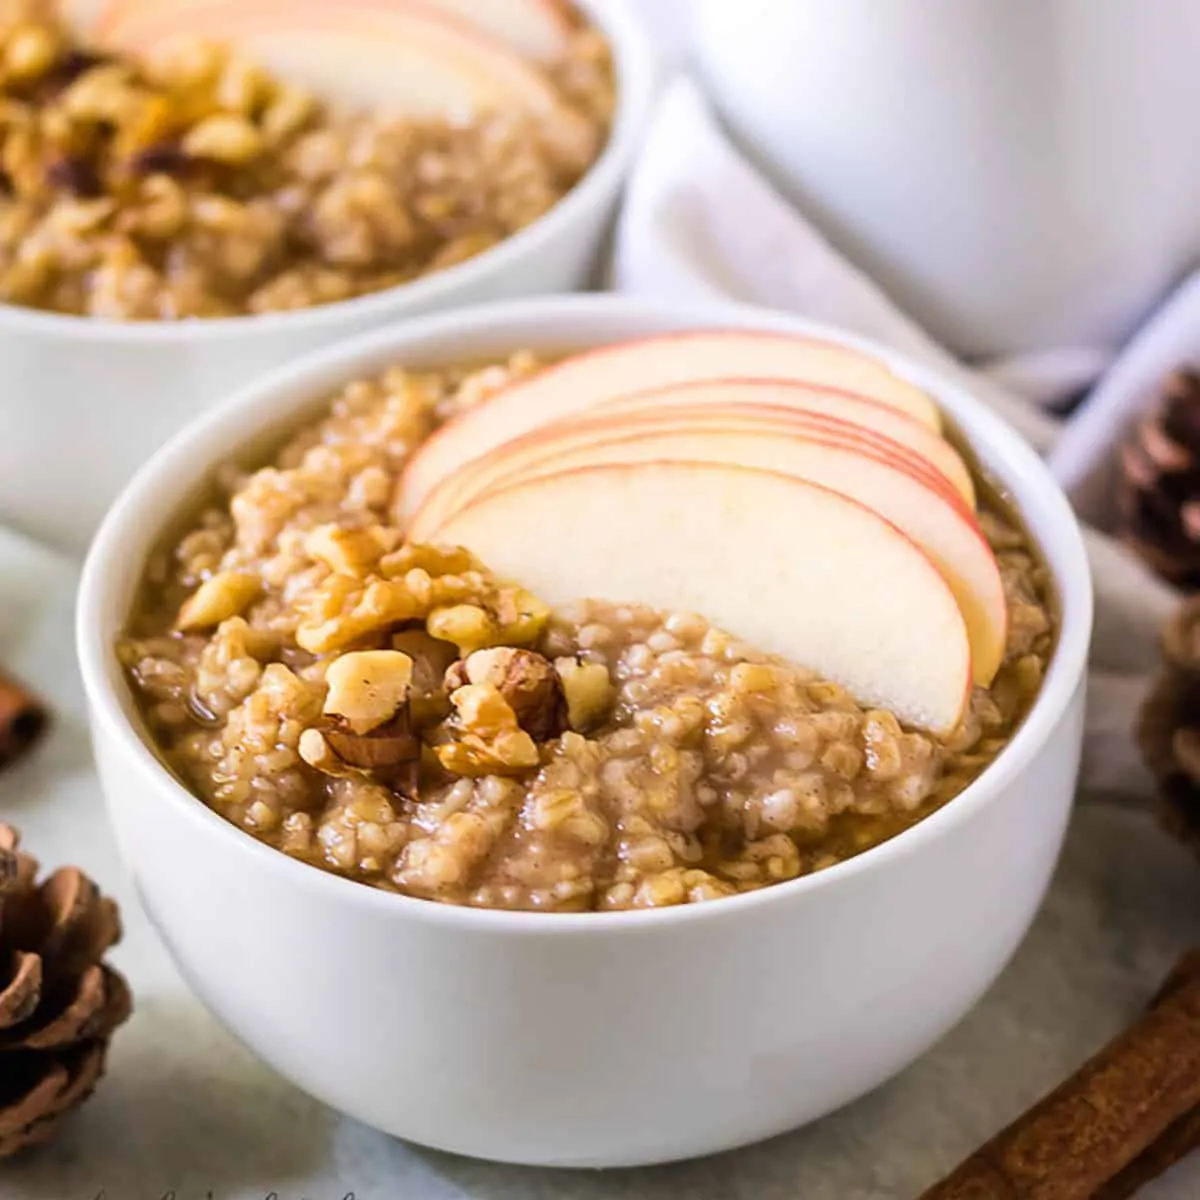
[323,649,413,734]
[298,728,360,778]
[435,683,539,777]
[425,603,496,654]
[324,721,419,770]
[295,566,486,654]
[175,570,260,631]
[301,711,420,795]
[182,113,265,164]
[305,523,398,577]
[427,587,550,654]
[446,647,565,741]
[554,656,613,731]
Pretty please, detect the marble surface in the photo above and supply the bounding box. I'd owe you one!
[2,525,1199,1200]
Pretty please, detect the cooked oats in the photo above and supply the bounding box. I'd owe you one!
[0,2,613,318]
[119,356,1057,913]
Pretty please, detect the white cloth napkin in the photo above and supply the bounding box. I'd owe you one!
[7,63,1200,1200]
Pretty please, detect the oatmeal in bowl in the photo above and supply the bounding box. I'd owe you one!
[77,296,1091,1165]
[0,2,613,318]
[0,0,652,548]
[118,344,1055,912]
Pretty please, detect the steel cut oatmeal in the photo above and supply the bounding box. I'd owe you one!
[0,2,612,318]
[118,353,1057,913]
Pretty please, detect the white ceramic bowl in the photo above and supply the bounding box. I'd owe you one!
[0,0,655,553]
[77,295,1092,1169]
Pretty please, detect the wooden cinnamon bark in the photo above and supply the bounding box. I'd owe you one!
[921,951,1200,1199]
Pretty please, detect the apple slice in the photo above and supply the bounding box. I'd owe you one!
[58,0,116,35]
[399,332,944,514]
[416,424,1006,685]
[600,379,976,507]
[107,0,585,123]
[101,0,574,63]
[409,404,973,536]
[431,462,973,734]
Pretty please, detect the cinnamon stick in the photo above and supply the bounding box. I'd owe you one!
[1094,952,1200,1200]
[0,668,49,771]
[1096,1107,1200,1200]
[921,950,1200,1199]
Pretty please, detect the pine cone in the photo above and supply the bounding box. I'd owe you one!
[1118,368,1200,587]
[0,823,131,1157]
[1137,597,1200,857]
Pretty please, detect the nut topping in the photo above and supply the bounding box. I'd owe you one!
[305,523,398,577]
[323,649,413,734]
[434,683,539,777]
[554,656,613,731]
[175,570,260,631]
[298,728,355,778]
[300,710,421,797]
[446,647,565,741]
[324,719,419,770]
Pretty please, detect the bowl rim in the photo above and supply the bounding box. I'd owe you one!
[76,292,1094,935]
[0,0,656,344]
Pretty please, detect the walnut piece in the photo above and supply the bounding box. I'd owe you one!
[325,725,418,770]
[295,567,482,654]
[182,113,264,163]
[175,570,260,631]
[301,710,421,800]
[298,728,359,778]
[305,523,398,577]
[446,647,565,741]
[426,604,495,654]
[434,683,539,777]
[426,587,550,654]
[554,657,613,731]
[323,650,412,734]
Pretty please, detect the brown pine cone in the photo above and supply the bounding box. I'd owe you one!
[1118,368,1200,587]
[1137,597,1200,857]
[0,823,132,1157]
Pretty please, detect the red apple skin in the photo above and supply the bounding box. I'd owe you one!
[409,404,976,538]
[400,330,945,514]
[598,378,976,505]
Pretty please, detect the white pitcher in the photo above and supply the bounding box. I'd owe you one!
[694,0,1200,356]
